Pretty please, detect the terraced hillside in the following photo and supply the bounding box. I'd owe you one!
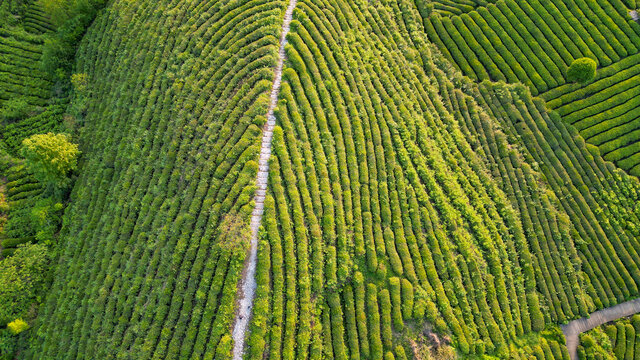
[0,7,65,258]
[422,0,640,176]
[0,27,52,106]
[245,0,639,359]
[5,0,639,359]
[22,3,54,34]
[25,0,286,358]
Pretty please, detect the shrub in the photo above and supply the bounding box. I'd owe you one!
[71,73,89,93]
[214,334,232,360]
[6,319,28,335]
[401,279,414,319]
[30,198,64,245]
[215,213,251,257]
[388,277,403,331]
[0,244,49,326]
[0,98,30,123]
[567,58,597,83]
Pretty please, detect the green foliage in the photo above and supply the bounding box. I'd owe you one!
[29,197,63,245]
[215,213,251,256]
[26,0,282,357]
[578,324,616,360]
[567,57,597,83]
[0,98,31,123]
[20,0,640,358]
[250,0,640,358]
[0,244,49,326]
[20,133,78,189]
[39,0,69,25]
[214,335,232,360]
[0,185,6,235]
[425,0,639,94]
[70,72,88,93]
[0,329,17,360]
[40,0,108,79]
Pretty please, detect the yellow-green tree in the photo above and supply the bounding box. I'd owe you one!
[21,133,79,189]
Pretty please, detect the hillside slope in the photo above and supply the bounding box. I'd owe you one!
[26,0,285,358]
[245,0,640,358]
[21,0,640,359]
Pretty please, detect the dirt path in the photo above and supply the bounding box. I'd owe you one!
[230,1,297,359]
[562,297,640,360]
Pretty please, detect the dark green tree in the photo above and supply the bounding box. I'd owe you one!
[567,57,597,83]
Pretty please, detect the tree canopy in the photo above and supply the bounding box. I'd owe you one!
[0,244,49,326]
[567,57,597,83]
[20,133,79,189]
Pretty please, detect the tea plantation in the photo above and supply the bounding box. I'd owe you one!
[0,0,638,359]
[423,0,640,175]
[578,315,640,359]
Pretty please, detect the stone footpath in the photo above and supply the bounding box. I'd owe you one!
[230,1,298,359]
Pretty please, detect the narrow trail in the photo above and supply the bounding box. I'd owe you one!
[230,0,297,359]
[562,297,640,360]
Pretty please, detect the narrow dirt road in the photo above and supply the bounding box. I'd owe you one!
[562,297,640,360]
[230,1,297,359]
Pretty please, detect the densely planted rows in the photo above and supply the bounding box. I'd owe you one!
[0,26,52,106]
[423,0,640,94]
[17,0,640,359]
[579,315,640,359]
[0,0,33,21]
[0,11,61,257]
[435,72,591,324]
[22,4,54,34]
[473,80,640,313]
[0,164,43,256]
[416,0,496,16]
[25,0,285,358]
[243,0,597,358]
[542,53,640,176]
